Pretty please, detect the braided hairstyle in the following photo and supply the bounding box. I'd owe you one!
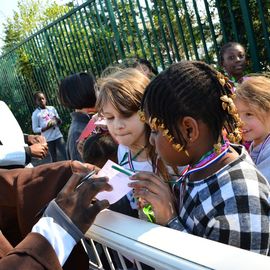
[141,61,242,150]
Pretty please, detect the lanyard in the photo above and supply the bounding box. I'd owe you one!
[119,146,146,170]
[173,140,230,208]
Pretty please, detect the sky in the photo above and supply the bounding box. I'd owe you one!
[0,0,19,50]
[0,0,80,51]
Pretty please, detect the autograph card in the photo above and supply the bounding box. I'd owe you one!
[96,160,134,204]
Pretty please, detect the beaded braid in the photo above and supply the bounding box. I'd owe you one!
[140,61,242,154]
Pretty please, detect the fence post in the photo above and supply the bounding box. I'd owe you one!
[239,0,260,72]
[105,0,125,60]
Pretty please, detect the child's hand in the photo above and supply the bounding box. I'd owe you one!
[128,172,177,225]
[54,116,62,125]
[47,119,57,128]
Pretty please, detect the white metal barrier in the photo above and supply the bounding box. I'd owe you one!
[85,210,270,270]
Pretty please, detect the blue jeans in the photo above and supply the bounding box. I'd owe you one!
[47,137,67,162]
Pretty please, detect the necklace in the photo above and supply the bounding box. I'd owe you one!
[172,139,230,208]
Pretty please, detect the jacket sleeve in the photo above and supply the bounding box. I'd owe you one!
[0,161,89,270]
[0,233,62,270]
[0,145,26,166]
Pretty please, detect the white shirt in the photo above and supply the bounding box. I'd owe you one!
[117,144,153,209]
[32,106,63,142]
[0,101,27,166]
[32,217,76,266]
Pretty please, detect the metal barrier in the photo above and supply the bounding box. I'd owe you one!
[85,210,270,270]
[0,0,269,132]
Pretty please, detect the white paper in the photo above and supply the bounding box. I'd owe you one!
[96,160,134,204]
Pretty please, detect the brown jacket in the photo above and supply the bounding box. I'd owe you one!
[0,161,89,270]
[0,232,62,269]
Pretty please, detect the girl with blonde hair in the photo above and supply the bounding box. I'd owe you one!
[235,75,270,182]
[96,68,169,221]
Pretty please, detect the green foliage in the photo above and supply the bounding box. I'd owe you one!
[217,0,270,71]
[0,0,270,136]
[0,0,70,132]
[2,0,70,54]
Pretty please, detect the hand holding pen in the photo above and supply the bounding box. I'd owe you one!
[76,170,96,189]
[35,170,111,218]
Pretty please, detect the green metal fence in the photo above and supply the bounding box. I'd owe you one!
[0,0,269,134]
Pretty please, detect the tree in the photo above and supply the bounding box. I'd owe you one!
[0,0,71,133]
[216,0,270,71]
[1,0,70,54]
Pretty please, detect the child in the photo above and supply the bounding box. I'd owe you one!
[82,131,118,168]
[58,72,96,161]
[133,58,158,78]
[235,76,270,183]
[219,42,247,84]
[32,92,67,162]
[96,68,168,220]
[129,61,270,255]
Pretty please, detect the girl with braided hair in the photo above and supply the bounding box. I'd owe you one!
[129,61,270,255]
[235,76,270,183]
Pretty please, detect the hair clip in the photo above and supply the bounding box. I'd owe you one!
[172,143,184,152]
[220,95,237,114]
[149,117,158,130]
[158,123,165,130]
[138,110,145,122]
[213,142,222,154]
[217,72,226,87]
[162,129,174,142]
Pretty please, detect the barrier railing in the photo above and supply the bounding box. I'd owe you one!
[85,210,270,270]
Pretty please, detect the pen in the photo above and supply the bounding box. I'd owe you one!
[76,170,96,189]
[111,165,133,176]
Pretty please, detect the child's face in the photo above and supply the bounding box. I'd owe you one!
[222,45,246,79]
[235,99,269,146]
[36,94,46,109]
[102,102,146,149]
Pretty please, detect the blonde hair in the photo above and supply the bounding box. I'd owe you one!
[236,76,270,121]
[96,68,150,115]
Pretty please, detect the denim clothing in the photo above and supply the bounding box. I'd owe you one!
[48,137,67,162]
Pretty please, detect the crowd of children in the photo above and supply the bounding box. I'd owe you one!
[7,48,269,265]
